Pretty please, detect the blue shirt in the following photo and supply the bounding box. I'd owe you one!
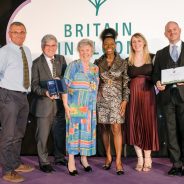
[0,42,32,92]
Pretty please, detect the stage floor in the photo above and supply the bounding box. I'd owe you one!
[0,156,183,184]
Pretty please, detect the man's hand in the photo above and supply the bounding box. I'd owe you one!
[177,82,184,86]
[54,77,60,80]
[156,81,166,91]
[64,104,71,119]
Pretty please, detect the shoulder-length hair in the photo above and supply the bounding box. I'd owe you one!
[128,33,151,65]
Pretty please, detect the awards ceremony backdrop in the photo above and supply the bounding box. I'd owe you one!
[0,0,183,156]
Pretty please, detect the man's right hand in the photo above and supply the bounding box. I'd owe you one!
[156,81,166,91]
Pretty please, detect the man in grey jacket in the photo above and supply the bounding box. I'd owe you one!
[31,34,67,173]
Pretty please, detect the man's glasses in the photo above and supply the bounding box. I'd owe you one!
[45,44,57,48]
[10,31,26,36]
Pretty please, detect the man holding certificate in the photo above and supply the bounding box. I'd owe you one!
[153,21,184,176]
[31,34,67,173]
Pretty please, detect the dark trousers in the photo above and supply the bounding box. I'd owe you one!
[0,88,29,175]
[36,115,55,166]
[52,100,66,161]
[162,88,184,168]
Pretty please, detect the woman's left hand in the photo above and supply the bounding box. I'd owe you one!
[119,100,127,117]
[64,104,71,119]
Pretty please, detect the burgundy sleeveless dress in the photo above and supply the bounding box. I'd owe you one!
[127,64,159,151]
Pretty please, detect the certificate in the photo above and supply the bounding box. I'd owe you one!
[161,66,184,85]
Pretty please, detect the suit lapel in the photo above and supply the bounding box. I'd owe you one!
[41,54,53,79]
[98,53,122,73]
[99,56,109,72]
[178,42,184,66]
[111,54,122,71]
[163,46,171,69]
[162,43,184,68]
[54,55,61,77]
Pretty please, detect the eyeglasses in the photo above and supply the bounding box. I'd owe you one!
[10,31,26,36]
[45,44,57,48]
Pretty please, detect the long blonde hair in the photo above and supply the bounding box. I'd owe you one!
[128,33,151,65]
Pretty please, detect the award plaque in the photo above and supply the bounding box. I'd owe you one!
[47,80,57,95]
[47,79,67,95]
[161,66,184,85]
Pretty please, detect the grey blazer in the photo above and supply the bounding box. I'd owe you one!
[31,54,67,117]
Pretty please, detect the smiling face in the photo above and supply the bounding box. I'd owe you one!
[103,37,116,55]
[78,44,93,63]
[131,36,145,53]
[42,39,57,58]
[165,22,181,44]
[9,25,26,46]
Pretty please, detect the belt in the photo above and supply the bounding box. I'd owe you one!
[0,87,28,95]
[13,90,28,95]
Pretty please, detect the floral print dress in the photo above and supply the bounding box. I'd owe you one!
[64,60,99,156]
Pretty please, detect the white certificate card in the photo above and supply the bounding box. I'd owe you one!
[161,66,184,84]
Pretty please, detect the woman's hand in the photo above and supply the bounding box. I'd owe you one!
[119,100,127,117]
[61,94,71,119]
[64,104,71,119]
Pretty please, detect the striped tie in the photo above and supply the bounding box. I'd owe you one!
[20,47,30,89]
[51,59,57,78]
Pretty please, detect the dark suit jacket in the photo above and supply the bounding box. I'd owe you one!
[31,54,67,117]
[152,42,184,105]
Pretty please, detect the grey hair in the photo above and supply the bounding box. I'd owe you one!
[77,38,95,53]
[41,34,58,49]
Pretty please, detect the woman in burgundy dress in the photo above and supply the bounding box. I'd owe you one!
[127,33,159,172]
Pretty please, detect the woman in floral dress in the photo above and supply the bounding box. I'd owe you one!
[62,39,99,176]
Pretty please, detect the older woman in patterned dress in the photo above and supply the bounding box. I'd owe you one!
[62,39,99,176]
[94,28,129,175]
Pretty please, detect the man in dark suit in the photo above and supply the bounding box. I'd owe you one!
[31,34,67,173]
[153,21,184,176]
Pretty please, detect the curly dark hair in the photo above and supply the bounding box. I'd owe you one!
[100,28,118,42]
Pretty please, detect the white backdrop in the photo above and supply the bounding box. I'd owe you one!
[7,0,184,62]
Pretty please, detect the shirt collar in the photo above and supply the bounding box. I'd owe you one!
[44,54,55,62]
[170,40,182,47]
[9,42,23,51]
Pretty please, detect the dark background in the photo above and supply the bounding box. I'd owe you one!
[0,0,168,157]
[0,0,26,47]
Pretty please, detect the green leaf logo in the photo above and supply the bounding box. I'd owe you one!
[88,0,107,16]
